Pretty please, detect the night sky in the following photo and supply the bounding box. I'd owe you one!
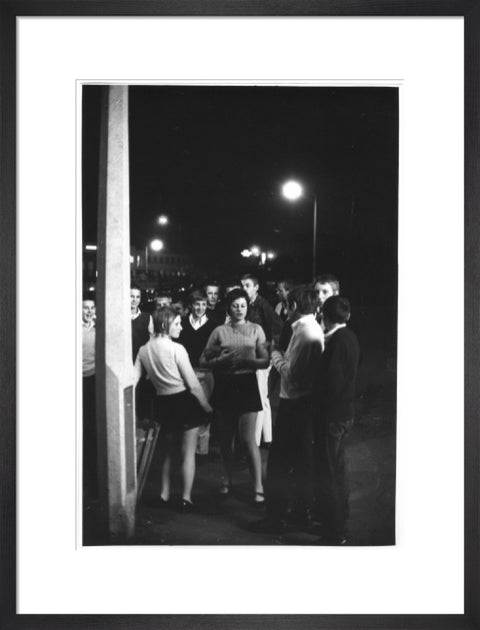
[82,85,398,304]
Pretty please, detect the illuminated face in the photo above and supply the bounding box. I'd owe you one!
[191,299,207,319]
[276,282,289,302]
[314,282,336,305]
[241,279,258,301]
[130,289,141,311]
[229,297,248,322]
[206,285,219,307]
[169,315,182,339]
[82,300,96,324]
[155,296,172,311]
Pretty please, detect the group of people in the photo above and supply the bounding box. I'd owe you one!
[82,273,360,544]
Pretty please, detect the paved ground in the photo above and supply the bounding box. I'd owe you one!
[84,384,395,547]
[84,307,396,547]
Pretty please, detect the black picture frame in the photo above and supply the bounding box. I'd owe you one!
[1,1,478,629]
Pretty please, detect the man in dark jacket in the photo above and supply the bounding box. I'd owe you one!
[312,295,360,544]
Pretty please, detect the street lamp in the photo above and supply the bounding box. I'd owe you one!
[240,247,275,266]
[145,239,164,274]
[157,215,169,226]
[281,179,318,281]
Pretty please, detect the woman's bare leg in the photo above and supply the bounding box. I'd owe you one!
[180,426,200,502]
[159,432,174,501]
[218,411,236,489]
[239,412,264,497]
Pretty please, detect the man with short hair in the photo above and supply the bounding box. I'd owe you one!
[82,295,97,498]
[205,281,224,324]
[131,286,153,362]
[251,286,324,533]
[312,295,360,545]
[179,290,217,369]
[131,286,154,423]
[154,291,173,311]
[240,274,283,446]
[313,273,340,330]
[179,289,217,454]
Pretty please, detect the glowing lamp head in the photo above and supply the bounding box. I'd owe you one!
[282,180,303,201]
[150,239,164,252]
[250,246,260,257]
[158,215,168,226]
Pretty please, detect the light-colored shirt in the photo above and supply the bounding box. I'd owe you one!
[201,321,266,374]
[189,313,209,330]
[82,323,95,377]
[134,335,209,409]
[271,313,324,399]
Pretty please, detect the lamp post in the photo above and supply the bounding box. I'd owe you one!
[281,180,317,281]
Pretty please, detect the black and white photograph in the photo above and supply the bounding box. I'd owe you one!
[82,84,398,547]
[2,3,475,625]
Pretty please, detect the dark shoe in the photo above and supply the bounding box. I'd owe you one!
[149,496,171,509]
[286,508,312,531]
[253,491,265,507]
[180,499,195,513]
[249,517,289,534]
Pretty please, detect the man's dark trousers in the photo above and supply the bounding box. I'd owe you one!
[313,417,353,540]
[265,396,313,520]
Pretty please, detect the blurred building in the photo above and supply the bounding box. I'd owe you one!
[83,243,194,294]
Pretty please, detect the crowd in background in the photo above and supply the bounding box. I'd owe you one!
[82,272,360,545]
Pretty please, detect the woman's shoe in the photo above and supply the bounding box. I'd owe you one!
[153,497,170,508]
[180,499,195,513]
[253,491,265,507]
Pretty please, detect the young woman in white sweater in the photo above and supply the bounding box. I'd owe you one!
[134,306,212,510]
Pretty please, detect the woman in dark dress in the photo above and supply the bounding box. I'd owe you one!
[200,289,269,504]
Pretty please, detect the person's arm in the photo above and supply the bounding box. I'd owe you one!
[272,334,323,385]
[199,328,235,370]
[133,352,144,386]
[176,346,212,413]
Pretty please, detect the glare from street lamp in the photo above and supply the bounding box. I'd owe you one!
[250,246,260,256]
[267,252,275,260]
[282,180,303,201]
[158,215,169,226]
[241,249,252,258]
[150,239,164,252]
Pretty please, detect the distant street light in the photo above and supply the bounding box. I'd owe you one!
[157,215,169,226]
[281,179,317,281]
[145,239,164,274]
[150,239,164,252]
[240,247,275,266]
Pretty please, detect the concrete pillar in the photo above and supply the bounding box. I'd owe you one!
[96,85,136,540]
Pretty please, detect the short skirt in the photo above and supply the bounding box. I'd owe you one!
[211,372,263,413]
[154,390,207,433]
